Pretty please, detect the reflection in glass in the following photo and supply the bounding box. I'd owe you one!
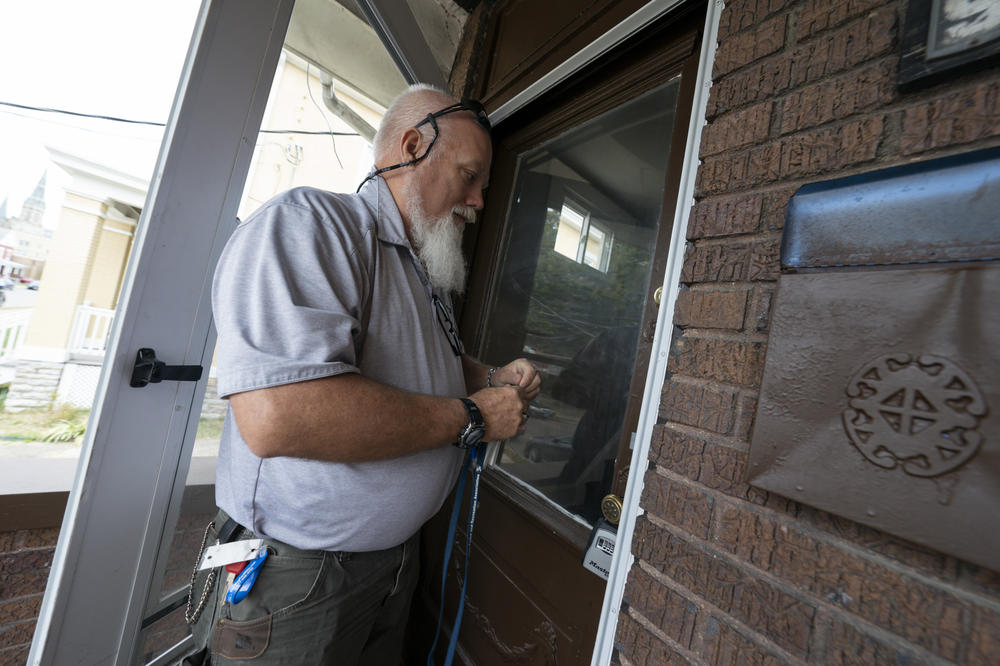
[482,80,681,524]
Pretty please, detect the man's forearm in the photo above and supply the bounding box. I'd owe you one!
[230,373,468,462]
[461,354,491,392]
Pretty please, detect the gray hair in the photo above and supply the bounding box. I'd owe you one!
[373,83,456,164]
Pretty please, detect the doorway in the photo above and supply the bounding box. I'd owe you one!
[416,8,703,664]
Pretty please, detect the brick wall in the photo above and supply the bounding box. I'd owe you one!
[0,489,214,663]
[616,0,1000,664]
[0,526,58,665]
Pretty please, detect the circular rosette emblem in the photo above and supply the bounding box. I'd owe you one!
[842,354,988,477]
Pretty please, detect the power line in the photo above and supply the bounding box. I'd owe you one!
[0,100,359,136]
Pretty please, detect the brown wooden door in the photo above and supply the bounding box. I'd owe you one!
[412,10,702,665]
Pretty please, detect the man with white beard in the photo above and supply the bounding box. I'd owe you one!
[190,85,540,664]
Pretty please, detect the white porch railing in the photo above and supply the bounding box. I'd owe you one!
[68,305,115,357]
[0,309,31,362]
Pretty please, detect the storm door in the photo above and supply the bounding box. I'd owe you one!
[417,11,702,665]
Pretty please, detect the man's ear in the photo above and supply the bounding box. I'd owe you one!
[400,128,424,162]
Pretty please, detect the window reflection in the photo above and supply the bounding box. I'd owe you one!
[482,80,681,524]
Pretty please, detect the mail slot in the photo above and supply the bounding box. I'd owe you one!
[748,146,1000,570]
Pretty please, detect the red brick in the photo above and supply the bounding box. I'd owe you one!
[778,116,884,180]
[0,550,53,576]
[795,505,955,579]
[674,289,748,330]
[701,102,773,157]
[711,502,972,661]
[968,607,1000,665]
[702,441,752,498]
[668,336,767,387]
[648,426,752,498]
[0,619,35,649]
[748,238,780,281]
[659,379,737,435]
[648,425,704,480]
[708,57,792,118]
[633,519,816,657]
[746,143,783,185]
[748,285,775,332]
[715,15,787,78]
[696,150,751,195]
[901,80,1000,155]
[14,528,60,550]
[688,192,763,239]
[0,533,14,555]
[713,501,780,572]
[0,569,50,599]
[625,566,698,647]
[734,392,757,441]
[709,7,896,118]
[0,645,30,666]
[790,8,897,87]
[779,59,897,135]
[796,0,889,41]
[614,612,689,666]
[701,615,787,665]
[761,188,794,231]
[822,612,931,665]
[681,242,751,282]
[642,470,714,539]
[718,0,795,40]
[0,594,42,625]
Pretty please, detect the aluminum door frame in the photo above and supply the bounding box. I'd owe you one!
[591,2,721,663]
[28,1,295,663]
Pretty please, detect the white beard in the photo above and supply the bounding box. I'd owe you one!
[405,188,471,296]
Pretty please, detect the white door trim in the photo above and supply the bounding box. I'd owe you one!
[28,1,295,663]
[591,2,722,663]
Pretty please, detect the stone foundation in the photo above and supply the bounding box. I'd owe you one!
[2,361,64,412]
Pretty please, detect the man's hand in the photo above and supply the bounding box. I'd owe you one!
[469,386,530,441]
[491,358,541,400]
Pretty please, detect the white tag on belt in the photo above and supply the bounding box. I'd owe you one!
[198,539,266,571]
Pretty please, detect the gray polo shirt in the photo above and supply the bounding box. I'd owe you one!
[212,178,466,552]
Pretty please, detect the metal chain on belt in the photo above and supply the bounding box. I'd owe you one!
[185,520,218,625]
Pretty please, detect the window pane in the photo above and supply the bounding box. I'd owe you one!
[481,80,681,524]
[0,2,201,658]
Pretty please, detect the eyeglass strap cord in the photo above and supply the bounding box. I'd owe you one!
[427,442,487,666]
[355,116,440,192]
[356,99,489,193]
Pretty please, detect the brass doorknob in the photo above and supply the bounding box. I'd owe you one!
[601,494,623,525]
[653,286,663,305]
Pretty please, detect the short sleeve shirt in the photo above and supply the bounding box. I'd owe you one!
[211,179,466,552]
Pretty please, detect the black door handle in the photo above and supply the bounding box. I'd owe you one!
[130,348,203,388]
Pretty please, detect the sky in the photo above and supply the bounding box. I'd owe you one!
[0,0,202,214]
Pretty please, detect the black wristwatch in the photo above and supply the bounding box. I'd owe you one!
[454,398,485,449]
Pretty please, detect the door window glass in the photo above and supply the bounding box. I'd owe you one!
[481,80,681,524]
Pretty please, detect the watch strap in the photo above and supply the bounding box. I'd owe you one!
[455,398,485,449]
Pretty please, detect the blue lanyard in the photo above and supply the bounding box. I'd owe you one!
[427,443,486,666]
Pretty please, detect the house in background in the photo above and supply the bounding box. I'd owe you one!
[3,149,145,411]
[0,50,382,413]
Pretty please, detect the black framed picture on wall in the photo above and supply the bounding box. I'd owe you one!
[899,0,1000,88]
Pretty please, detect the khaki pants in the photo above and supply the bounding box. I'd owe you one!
[186,512,419,665]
